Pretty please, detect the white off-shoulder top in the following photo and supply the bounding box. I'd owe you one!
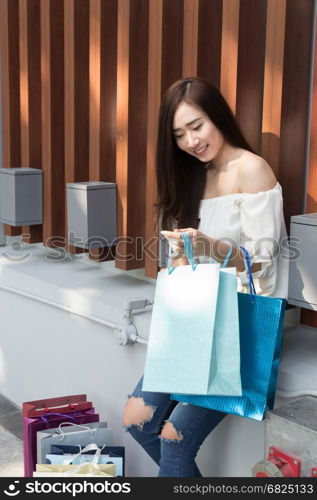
[198,182,289,298]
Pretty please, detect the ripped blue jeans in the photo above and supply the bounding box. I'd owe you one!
[123,376,227,477]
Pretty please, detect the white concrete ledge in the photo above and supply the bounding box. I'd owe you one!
[0,237,156,341]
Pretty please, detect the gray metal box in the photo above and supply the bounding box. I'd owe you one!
[288,213,317,310]
[265,397,317,477]
[66,181,117,249]
[0,223,5,246]
[0,167,43,226]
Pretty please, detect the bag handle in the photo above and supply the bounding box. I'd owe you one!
[167,232,196,274]
[53,462,112,477]
[56,422,97,441]
[62,443,104,466]
[239,246,256,300]
[23,395,91,418]
[168,232,232,274]
[40,412,78,424]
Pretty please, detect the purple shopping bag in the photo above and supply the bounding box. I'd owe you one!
[23,408,99,477]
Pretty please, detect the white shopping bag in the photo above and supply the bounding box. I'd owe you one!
[142,264,241,395]
[37,422,112,465]
[45,443,124,476]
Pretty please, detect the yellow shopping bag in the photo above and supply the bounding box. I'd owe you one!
[34,463,115,477]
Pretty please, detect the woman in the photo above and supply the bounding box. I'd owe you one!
[122,77,288,477]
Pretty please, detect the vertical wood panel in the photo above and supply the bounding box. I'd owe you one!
[305,13,317,214]
[116,0,130,258]
[64,0,82,254]
[27,0,42,172]
[236,0,267,152]
[41,0,65,245]
[301,309,317,328]
[116,0,150,270]
[182,0,198,77]
[301,12,317,329]
[279,0,315,231]
[89,0,101,181]
[220,0,239,112]
[89,0,118,262]
[261,0,286,176]
[99,0,118,182]
[41,0,52,239]
[161,0,184,94]
[3,0,22,235]
[0,0,10,168]
[19,0,29,166]
[124,0,149,269]
[64,0,75,184]
[197,0,222,87]
[95,0,118,262]
[50,0,65,242]
[145,0,163,278]
[23,0,43,244]
[8,0,21,167]
[74,0,89,182]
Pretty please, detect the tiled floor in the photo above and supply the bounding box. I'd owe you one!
[0,394,24,476]
[0,395,22,440]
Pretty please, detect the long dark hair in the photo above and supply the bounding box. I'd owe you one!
[155,77,254,230]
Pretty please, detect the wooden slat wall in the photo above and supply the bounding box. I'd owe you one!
[0,1,316,298]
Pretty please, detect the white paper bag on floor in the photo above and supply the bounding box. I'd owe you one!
[36,422,112,465]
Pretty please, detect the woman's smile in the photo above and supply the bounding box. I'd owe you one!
[191,144,208,156]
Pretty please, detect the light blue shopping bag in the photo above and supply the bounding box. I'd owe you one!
[142,232,242,396]
[172,246,286,420]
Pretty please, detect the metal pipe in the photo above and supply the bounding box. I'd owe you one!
[0,282,117,328]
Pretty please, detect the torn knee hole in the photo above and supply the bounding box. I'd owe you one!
[122,396,156,430]
[160,421,183,441]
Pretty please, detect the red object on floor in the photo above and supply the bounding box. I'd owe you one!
[252,446,301,477]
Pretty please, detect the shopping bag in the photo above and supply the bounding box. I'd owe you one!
[37,422,113,465]
[23,407,99,477]
[48,444,125,476]
[172,246,287,421]
[23,394,92,418]
[34,463,115,477]
[142,232,241,396]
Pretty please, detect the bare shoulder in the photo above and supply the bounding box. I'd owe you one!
[237,151,277,193]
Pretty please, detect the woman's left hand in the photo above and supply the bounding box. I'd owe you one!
[161,228,212,258]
